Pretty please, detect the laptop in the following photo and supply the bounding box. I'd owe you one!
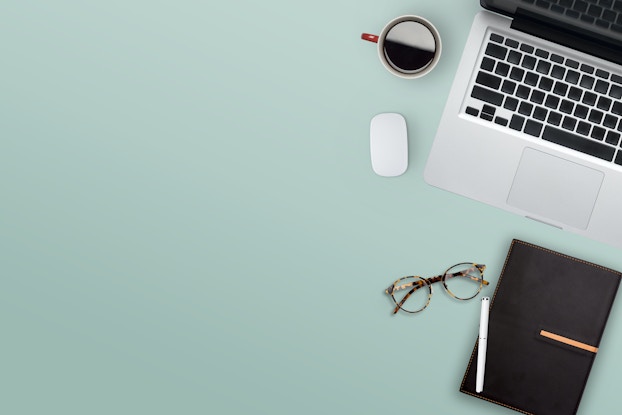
[425,0,622,249]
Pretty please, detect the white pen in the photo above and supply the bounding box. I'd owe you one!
[476,296,490,393]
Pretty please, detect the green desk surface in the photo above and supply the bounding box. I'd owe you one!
[3,1,622,414]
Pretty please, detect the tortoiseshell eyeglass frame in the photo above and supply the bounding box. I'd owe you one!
[385,263,488,314]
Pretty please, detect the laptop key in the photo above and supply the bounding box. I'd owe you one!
[551,65,566,79]
[482,104,496,115]
[591,126,606,140]
[517,85,531,99]
[480,112,494,121]
[524,120,543,137]
[550,53,564,63]
[595,80,610,94]
[565,59,580,69]
[502,80,517,94]
[465,106,479,117]
[604,114,618,128]
[567,9,582,19]
[596,19,609,28]
[490,33,504,43]
[604,9,617,22]
[609,84,622,98]
[577,121,591,135]
[568,86,583,101]
[476,71,502,89]
[606,131,621,146]
[548,111,563,126]
[520,43,535,53]
[471,86,504,106]
[524,72,539,86]
[574,104,589,119]
[481,57,495,72]
[580,75,595,89]
[536,60,551,74]
[565,70,580,84]
[615,152,622,166]
[522,55,537,70]
[542,126,616,161]
[533,106,548,121]
[519,101,534,116]
[494,116,509,126]
[560,99,574,113]
[539,76,554,91]
[562,116,577,130]
[587,4,604,18]
[535,49,549,59]
[531,90,546,104]
[504,96,519,111]
[553,82,569,96]
[545,94,560,109]
[508,50,522,64]
[597,96,612,110]
[509,114,526,131]
[510,67,525,81]
[495,62,510,76]
[595,69,610,79]
[582,92,597,105]
[485,43,507,59]
[589,109,604,124]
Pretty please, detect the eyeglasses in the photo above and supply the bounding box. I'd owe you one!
[385,263,488,314]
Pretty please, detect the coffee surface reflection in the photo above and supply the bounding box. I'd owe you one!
[383,21,437,73]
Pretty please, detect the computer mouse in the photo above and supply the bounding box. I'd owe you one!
[370,113,408,177]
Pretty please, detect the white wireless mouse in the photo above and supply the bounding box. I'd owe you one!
[370,113,408,177]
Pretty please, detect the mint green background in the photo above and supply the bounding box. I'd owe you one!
[3,1,622,414]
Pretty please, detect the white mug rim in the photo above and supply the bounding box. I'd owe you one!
[377,15,442,79]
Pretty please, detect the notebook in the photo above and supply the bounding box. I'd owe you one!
[425,1,622,249]
[460,239,622,415]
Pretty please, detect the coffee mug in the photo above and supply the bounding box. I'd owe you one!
[362,15,442,79]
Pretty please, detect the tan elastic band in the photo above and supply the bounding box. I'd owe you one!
[540,330,598,353]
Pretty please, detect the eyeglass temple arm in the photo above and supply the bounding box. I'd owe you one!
[444,264,490,285]
[444,272,490,285]
[391,279,427,314]
[386,278,421,294]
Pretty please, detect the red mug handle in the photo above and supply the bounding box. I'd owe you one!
[361,33,379,43]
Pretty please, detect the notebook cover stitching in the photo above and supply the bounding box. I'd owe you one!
[459,239,621,415]
[513,239,622,276]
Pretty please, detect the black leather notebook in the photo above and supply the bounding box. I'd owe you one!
[461,240,621,415]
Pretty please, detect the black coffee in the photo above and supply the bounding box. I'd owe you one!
[383,21,436,73]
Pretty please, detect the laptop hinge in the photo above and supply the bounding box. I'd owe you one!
[511,8,622,66]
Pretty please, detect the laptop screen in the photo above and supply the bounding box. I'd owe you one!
[482,0,622,45]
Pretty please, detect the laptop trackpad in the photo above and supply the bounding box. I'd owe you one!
[507,148,603,230]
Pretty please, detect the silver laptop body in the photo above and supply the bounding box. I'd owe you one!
[425,0,622,249]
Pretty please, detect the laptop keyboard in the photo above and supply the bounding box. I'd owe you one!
[521,0,622,33]
[465,31,622,165]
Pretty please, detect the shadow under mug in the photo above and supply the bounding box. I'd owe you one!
[362,15,442,79]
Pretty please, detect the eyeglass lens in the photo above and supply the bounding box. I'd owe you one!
[442,263,484,300]
[383,21,437,73]
[390,276,431,313]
